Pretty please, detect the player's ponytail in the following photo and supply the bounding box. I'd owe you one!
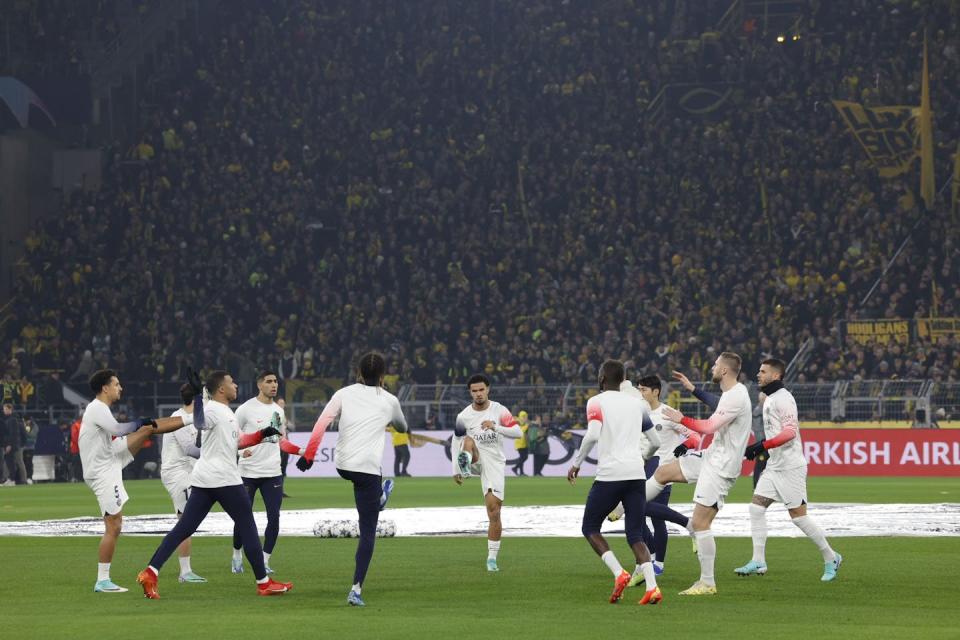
[357,352,386,388]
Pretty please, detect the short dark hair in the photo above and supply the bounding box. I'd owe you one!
[638,375,662,394]
[467,373,491,388]
[762,358,787,379]
[257,369,278,381]
[89,369,118,395]
[205,370,230,395]
[358,352,386,386]
[720,351,742,375]
[599,359,625,387]
[179,383,196,406]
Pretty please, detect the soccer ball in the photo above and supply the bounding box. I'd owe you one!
[376,520,397,537]
[313,519,397,538]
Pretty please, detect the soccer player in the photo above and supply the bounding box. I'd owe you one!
[80,369,197,593]
[231,370,302,574]
[295,352,406,606]
[451,373,522,572]
[642,369,720,504]
[160,383,206,583]
[636,375,700,572]
[137,370,293,599]
[660,352,752,596]
[735,358,842,582]
[568,360,662,606]
[608,376,696,582]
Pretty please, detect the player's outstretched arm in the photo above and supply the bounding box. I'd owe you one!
[297,392,343,471]
[661,405,736,436]
[239,426,281,449]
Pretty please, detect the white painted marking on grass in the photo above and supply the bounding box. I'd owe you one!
[1,503,958,537]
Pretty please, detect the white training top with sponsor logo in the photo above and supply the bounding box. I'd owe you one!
[452,401,518,474]
[584,391,650,482]
[236,397,286,478]
[161,408,198,483]
[702,382,753,478]
[191,399,243,488]
[650,404,695,463]
[762,387,806,471]
[78,398,127,481]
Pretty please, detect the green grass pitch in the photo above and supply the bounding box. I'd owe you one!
[1,477,958,640]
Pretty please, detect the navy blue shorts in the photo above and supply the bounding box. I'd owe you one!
[582,478,646,546]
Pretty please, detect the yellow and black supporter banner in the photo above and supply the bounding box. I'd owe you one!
[842,319,911,345]
[916,317,960,340]
[832,101,917,177]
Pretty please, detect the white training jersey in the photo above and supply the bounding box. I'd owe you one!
[79,399,128,481]
[703,382,753,478]
[309,383,407,475]
[161,408,198,482]
[236,397,286,478]
[650,404,695,463]
[582,390,650,482]
[190,399,243,488]
[452,401,519,475]
[762,387,806,471]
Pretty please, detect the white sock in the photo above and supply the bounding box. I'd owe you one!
[645,479,666,502]
[487,540,501,561]
[263,551,271,565]
[792,515,836,563]
[232,548,242,562]
[750,503,768,563]
[178,556,192,576]
[601,550,625,578]
[148,565,159,576]
[639,561,657,589]
[352,582,361,594]
[653,560,664,570]
[695,530,716,586]
[256,576,269,584]
[97,562,110,582]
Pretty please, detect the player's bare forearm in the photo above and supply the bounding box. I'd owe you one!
[152,416,189,434]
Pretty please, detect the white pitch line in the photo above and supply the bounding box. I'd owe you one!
[1,503,958,538]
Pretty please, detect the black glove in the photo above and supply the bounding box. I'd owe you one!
[259,426,281,440]
[296,456,314,472]
[744,439,766,461]
[185,366,203,396]
[140,418,158,430]
[673,444,689,458]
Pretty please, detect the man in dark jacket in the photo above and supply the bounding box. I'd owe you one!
[2,403,29,485]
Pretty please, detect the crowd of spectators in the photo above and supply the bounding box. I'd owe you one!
[3,0,959,404]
